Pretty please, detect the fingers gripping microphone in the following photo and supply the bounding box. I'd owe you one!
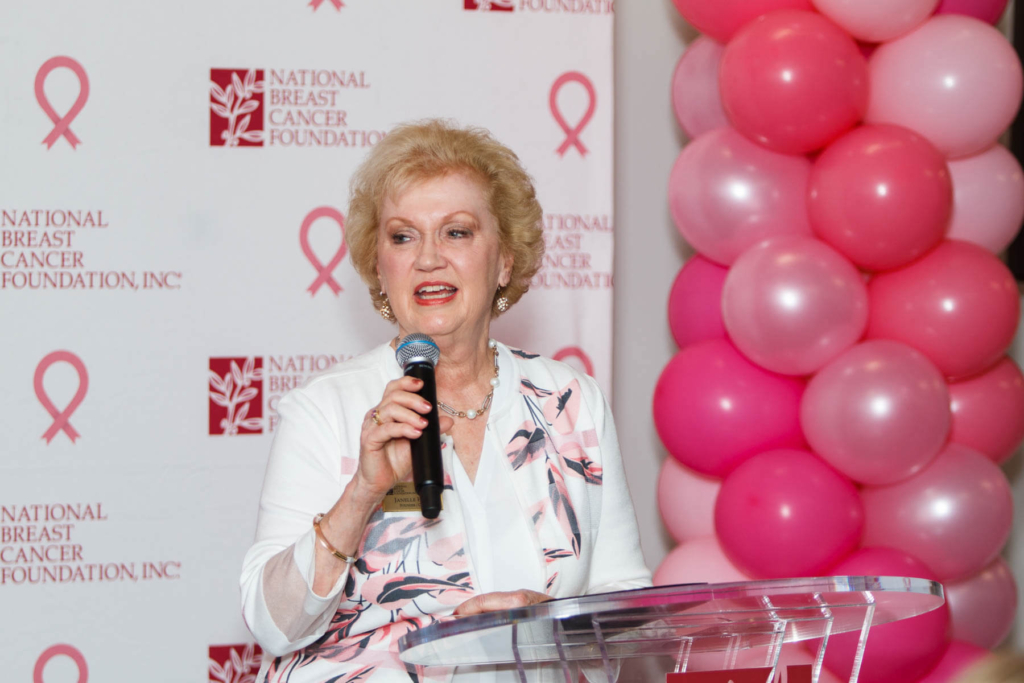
[396,333,443,519]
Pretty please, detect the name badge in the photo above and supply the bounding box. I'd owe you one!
[381,482,441,513]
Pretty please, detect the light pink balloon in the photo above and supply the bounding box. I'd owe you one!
[801,340,950,485]
[657,458,721,543]
[720,10,868,154]
[668,255,728,349]
[945,557,1018,649]
[867,15,1024,159]
[653,536,752,585]
[862,443,1014,581]
[867,240,1020,380]
[812,0,939,42]
[668,127,813,265]
[653,340,806,478]
[916,641,993,683]
[947,144,1024,253]
[670,0,813,43]
[808,124,952,271]
[935,0,1009,24]
[672,37,729,139]
[715,449,863,578]
[949,356,1024,464]
[722,236,868,375]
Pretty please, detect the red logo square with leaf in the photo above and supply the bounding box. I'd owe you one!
[209,357,264,435]
[465,0,514,10]
[210,68,265,147]
[209,643,262,683]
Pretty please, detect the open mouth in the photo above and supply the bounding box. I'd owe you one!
[414,283,458,304]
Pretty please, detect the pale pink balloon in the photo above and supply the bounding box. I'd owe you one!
[862,443,1014,581]
[867,240,1020,380]
[949,356,1024,464]
[720,10,868,154]
[653,340,806,478]
[670,0,813,43]
[653,536,752,585]
[812,0,939,42]
[947,144,1024,253]
[808,124,952,271]
[668,255,728,349]
[945,557,1018,648]
[722,236,868,375]
[668,127,813,265]
[657,458,721,543]
[916,641,993,683]
[801,340,950,485]
[672,37,729,139]
[715,449,863,578]
[935,0,1009,24]
[867,15,1024,159]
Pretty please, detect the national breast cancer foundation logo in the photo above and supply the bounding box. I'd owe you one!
[210,69,265,147]
[208,357,264,435]
[309,0,344,9]
[35,57,89,150]
[34,351,89,444]
[209,643,262,683]
[300,207,347,296]
[553,346,594,376]
[465,0,514,10]
[34,644,88,683]
[550,72,596,158]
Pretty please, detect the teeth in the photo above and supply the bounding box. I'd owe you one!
[417,285,455,294]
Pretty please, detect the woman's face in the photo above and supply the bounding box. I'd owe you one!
[377,171,511,343]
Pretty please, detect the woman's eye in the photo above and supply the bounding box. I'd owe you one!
[446,227,470,238]
[391,232,411,244]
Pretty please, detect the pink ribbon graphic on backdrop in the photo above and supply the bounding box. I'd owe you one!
[34,351,89,444]
[553,346,595,376]
[549,71,597,158]
[309,0,344,9]
[300,207,347,296]
[34,56,90,150]
[34,644,88,683]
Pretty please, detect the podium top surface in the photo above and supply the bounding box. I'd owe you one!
[398,576,944,667]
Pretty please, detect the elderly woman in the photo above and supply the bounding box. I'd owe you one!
[240,120,651,682]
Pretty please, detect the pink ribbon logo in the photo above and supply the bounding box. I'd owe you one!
[300,207,347,296]
[309,0,344,9]
[34,57,90,150]
[34,644,88,683]
[553,346,594,376]
[34,351,89,444]
[549,71,597,158]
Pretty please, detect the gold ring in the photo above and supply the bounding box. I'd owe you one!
[371,408,382,425]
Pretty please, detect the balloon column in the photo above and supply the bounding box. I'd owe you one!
[658,1,1022,681]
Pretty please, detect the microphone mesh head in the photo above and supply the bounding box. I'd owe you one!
[396,333,440,369]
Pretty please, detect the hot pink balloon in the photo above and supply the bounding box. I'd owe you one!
[653,340,806,478]
[668,255,728,349]
[672,37,729,139]
[867,15,1024,159]
[821,547,950,683]
[670,0,813,43]
[720,10,869,154]
[801,340,950,485]
[668,127,813,265]
[657,458,721,543]
[715,449,863,578]
[808,124,952,271]
[945,557,1018,649]
[653,536,752,585]
[947,144,1024,254]
[862,443,1014,581]
[812,0,940,42]
[935,0,1009,24]
[916,641,993,683]
[949,356,1024,464]
[722,236,868,375]
[867,240,1020,380]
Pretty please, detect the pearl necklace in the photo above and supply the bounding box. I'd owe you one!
[437,339,500,420]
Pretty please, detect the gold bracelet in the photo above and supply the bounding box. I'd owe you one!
[312,513,358,565]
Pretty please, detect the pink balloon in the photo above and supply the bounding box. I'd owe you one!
[657,458,721,543]
[653,536,752,585]
[668,127,813,265]
[653,340,806,478]
[862,443,1014,581]
[668,255,728,349]
[916,641,993,683]
[801,340,950,485]
[947,144,1024,254]
[808,124,953,271]
[949,356,1024,464]
[935,0,1009,24]
[720,10,868,154]
[945,557,1018,649]
[715,449,863,578]
[722,236,868,375]
[812,0,939,42]
[672,37,729,139]
[867,15,1024,159]
[670,0,813,43]
[821,547,950,683]
[867,240,1020,380]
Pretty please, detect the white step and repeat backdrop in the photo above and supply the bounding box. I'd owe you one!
[0,1,615,680]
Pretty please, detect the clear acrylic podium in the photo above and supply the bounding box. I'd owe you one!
[398,576,944,683]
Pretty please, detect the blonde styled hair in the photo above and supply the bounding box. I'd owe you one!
[346,119,545,317]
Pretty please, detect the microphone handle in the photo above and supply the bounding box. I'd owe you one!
[404,362,444,519]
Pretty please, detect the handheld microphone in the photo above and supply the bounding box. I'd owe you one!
[395,333,443,519]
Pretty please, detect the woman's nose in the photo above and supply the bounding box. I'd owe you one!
[414,237,446,270]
